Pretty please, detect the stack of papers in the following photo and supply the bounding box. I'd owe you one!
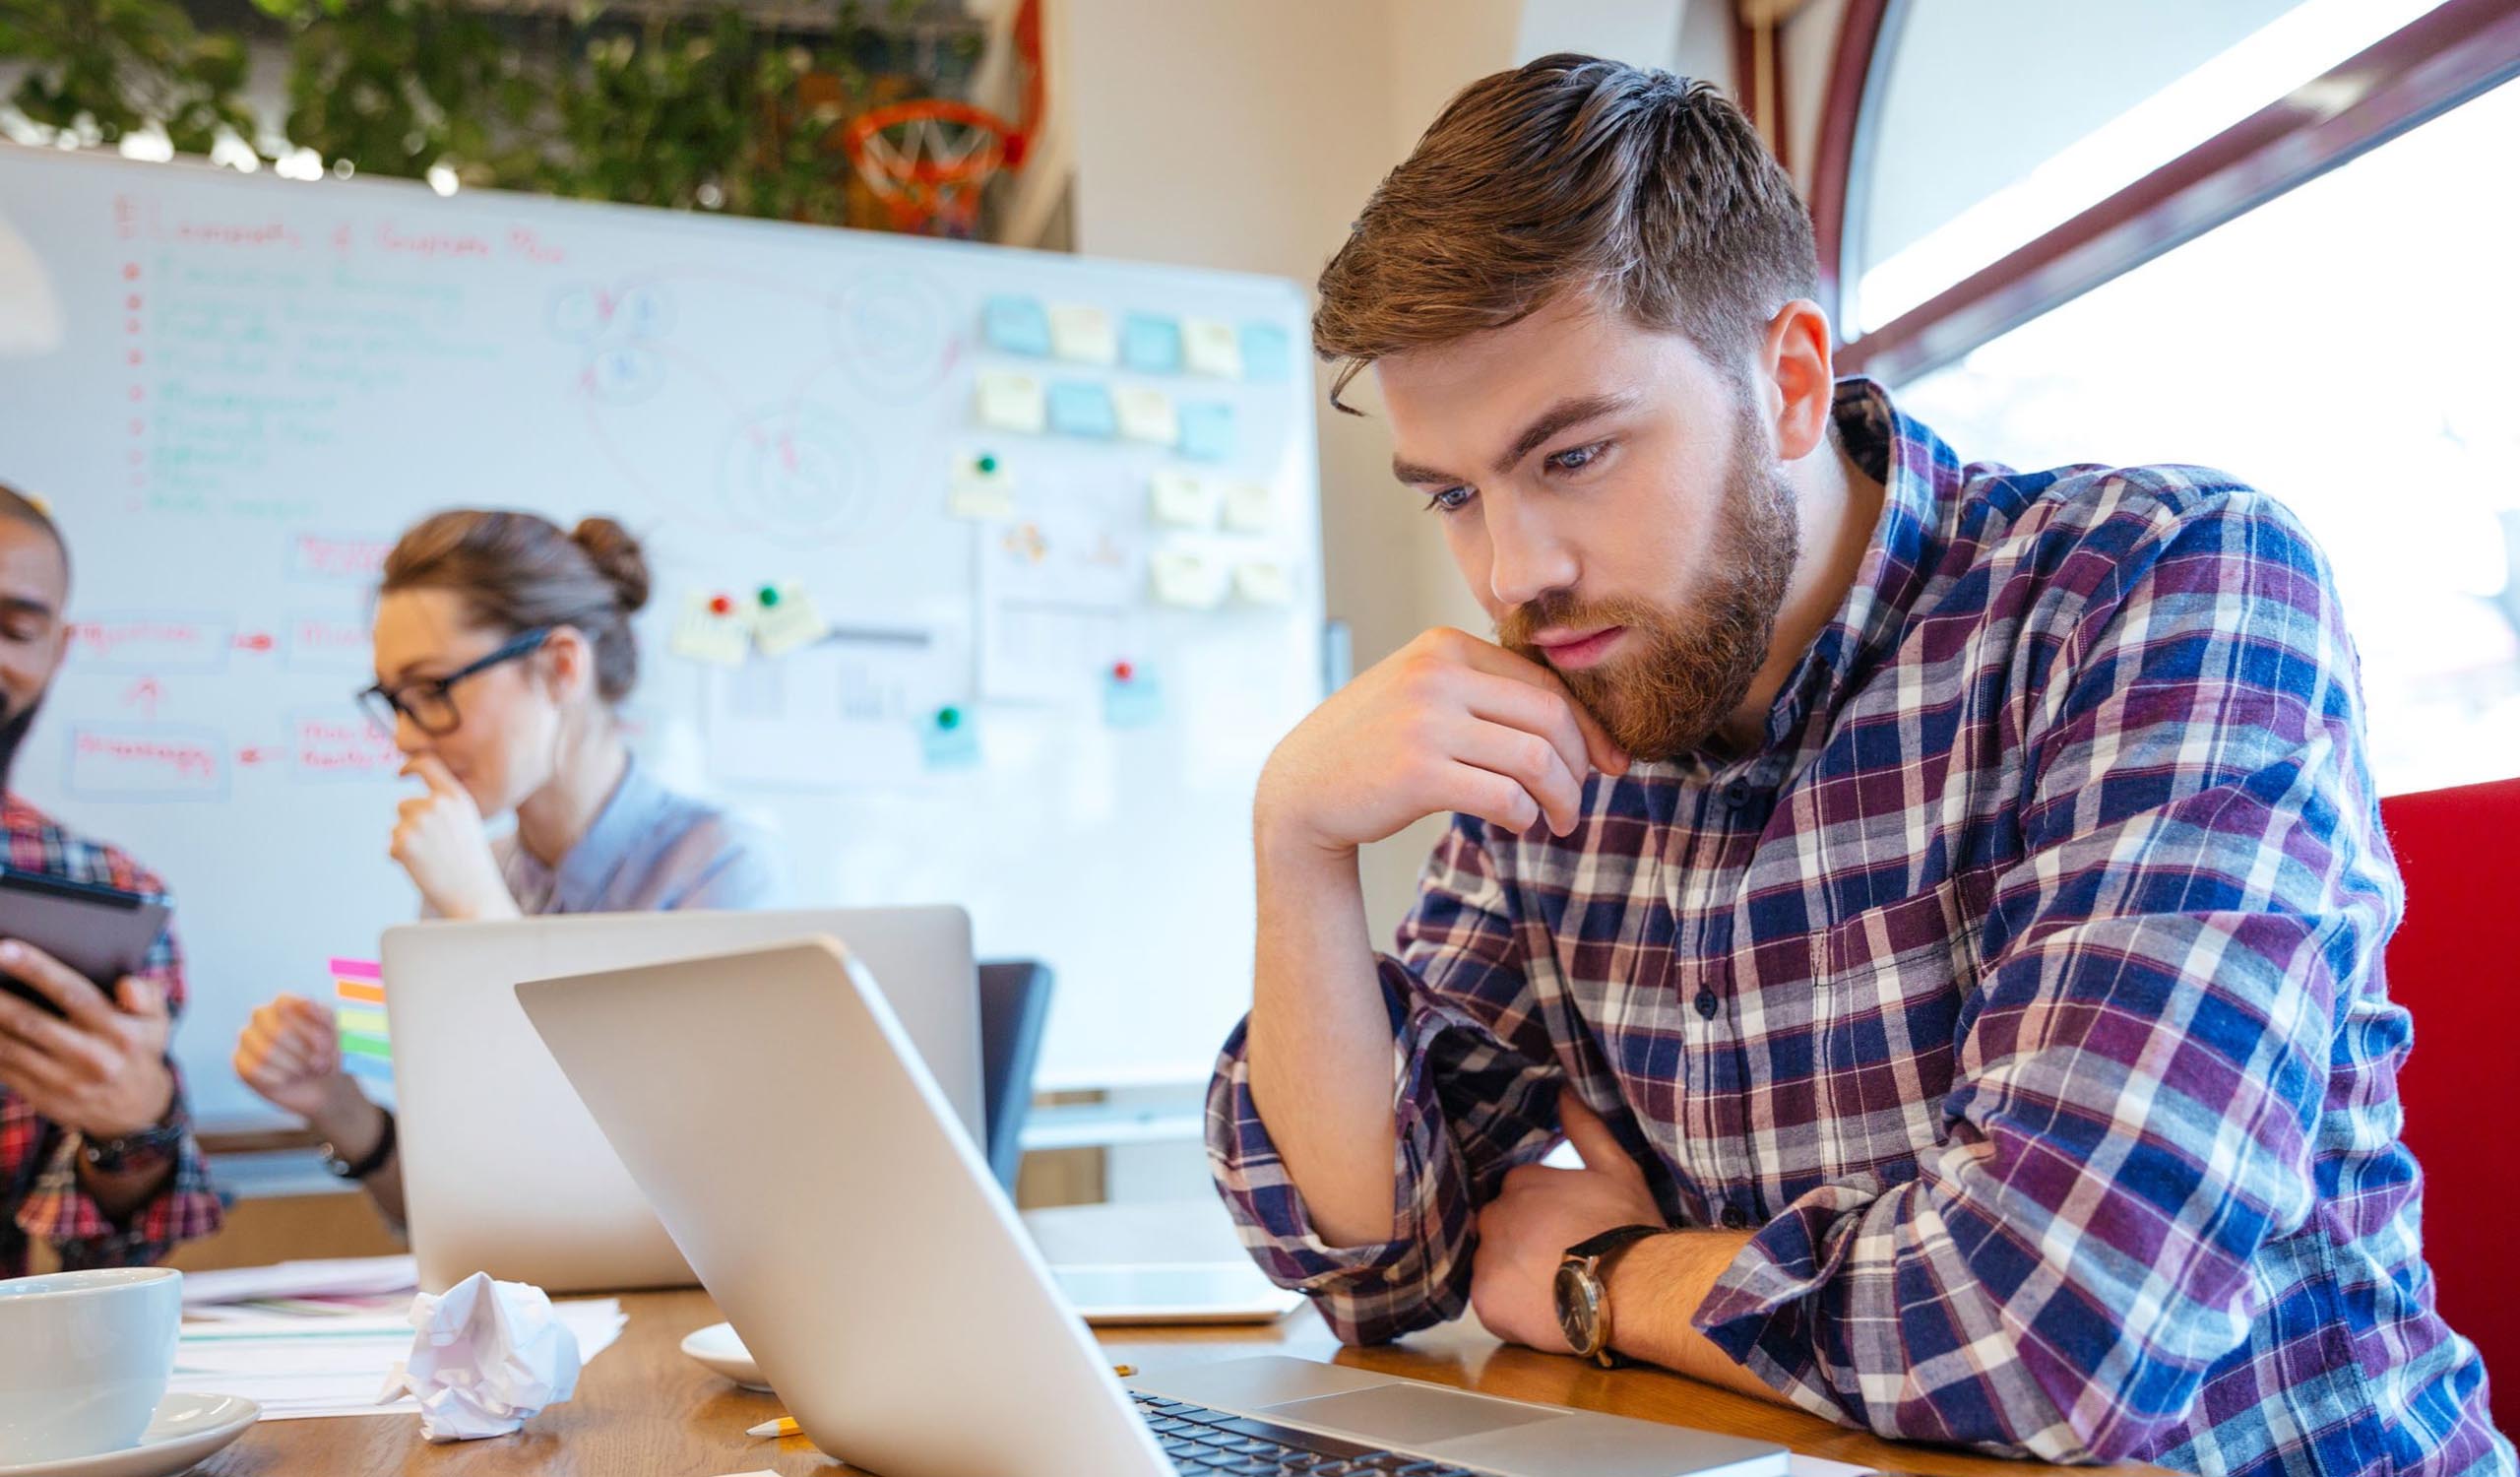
[171,1257,626,1421]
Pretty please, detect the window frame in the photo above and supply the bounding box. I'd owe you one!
[1808,0,2520,383]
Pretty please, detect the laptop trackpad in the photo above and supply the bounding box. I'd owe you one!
[1262,1383,1560,1445]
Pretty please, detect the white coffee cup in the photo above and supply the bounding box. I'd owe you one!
[0,1266,182,1462]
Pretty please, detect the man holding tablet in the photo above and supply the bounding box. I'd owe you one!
[0,483,221,1274]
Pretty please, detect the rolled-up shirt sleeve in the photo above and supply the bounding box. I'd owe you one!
[1207,815,1567,1344]
[1693,493,2396,1461]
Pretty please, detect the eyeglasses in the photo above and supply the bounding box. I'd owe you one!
[356,627,551,739]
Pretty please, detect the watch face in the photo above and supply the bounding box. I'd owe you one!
[1553,1262,1600,1353]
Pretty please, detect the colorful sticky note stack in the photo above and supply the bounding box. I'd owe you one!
[333,957,391,1082]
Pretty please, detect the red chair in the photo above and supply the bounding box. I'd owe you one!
[2379,777,2514,1432]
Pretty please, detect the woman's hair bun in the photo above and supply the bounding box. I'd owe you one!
[569,516,650,614]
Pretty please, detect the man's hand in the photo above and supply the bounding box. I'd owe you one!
[1257,627,1629,861]
[391,753,518,921]
[1470,1094,1665,1352]
[0,939,174,1138]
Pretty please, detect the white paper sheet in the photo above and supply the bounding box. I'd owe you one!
[169,1297,624,1422]
[179,1254,418,1309]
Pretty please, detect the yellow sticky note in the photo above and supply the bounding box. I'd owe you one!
[669,592,751,668]
[1221,481,1274,535]
[975,371,1047,433]
[1114,386,1178,446]
[751,582,830,658]
[1150,549,1225,609]
[951,450,1017,520]
[1047,304,1117,365]
[1181,318,1243,378]
[1233,560,1293,607]
[1149,470,1218,530]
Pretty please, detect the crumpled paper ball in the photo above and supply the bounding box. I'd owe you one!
[378,1271,584,1442]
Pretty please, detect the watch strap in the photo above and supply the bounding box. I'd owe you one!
[1560,1223,1666,1367]
[322,1107,398,1181]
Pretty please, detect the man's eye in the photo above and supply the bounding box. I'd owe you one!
[1423,485,1475,513]
[1547,441,1607,473]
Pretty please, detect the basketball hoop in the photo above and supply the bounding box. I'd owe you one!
[841,99,1019,238]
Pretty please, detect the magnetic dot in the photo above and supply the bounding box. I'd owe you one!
[1112,662,1135,683]
[937,706,962,730]
[757,586,781,608]
[976,454,998,475]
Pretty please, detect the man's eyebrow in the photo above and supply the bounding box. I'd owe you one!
[1491,393,1634,475]
[0,595,55,621]
[1388,392,1639,488]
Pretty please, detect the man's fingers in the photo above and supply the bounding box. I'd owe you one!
[0,940,117,1034]
[114,974,167,1020]
[1455,641,1631,777]
[1455,671,1595,803]
[0,1002,114,1082]
[1435,762,1543,838]
[1450,719,1584,837]
[1559,1094,1643,1182]
[0,1035,76,1102]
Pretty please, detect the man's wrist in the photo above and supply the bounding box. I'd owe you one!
[82,1060,176,1140]
[1602,1229,1758,1367]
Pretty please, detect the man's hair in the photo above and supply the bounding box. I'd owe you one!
[1314,54,1819,412]
[0,481,69,582]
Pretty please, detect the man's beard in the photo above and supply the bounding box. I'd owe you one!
[0,696,40,796]
[1499,402,1799,762]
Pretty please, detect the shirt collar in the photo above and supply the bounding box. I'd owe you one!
[511,752,666,914]
[1733,376,1962,763]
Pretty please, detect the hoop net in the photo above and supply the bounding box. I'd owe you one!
[842,100,1017,237]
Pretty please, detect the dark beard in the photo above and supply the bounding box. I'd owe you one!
[0,696,40,797]
[1499,401,1800,761]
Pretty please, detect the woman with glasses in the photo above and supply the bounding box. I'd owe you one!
[230,508,784,1222]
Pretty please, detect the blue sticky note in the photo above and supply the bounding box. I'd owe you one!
[982,295,1052,357]
[1121,314,1183,374]
[1178,403,1236,464]
[1239,323,1292,383]
[1047,380,1118,439]
[921,710,980,769]
[1103,670,1163,729]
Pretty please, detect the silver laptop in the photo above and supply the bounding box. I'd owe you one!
[385,908,980,1295]
[518,938,1789,1477]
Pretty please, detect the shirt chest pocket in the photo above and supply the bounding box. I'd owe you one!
[1807,873,1984,1175]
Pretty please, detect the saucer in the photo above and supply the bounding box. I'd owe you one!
[0,1393,259,1477]
[679,1321,772,1392]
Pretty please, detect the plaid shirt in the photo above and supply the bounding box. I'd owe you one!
[1,796,222,1275]
[1209,380,2510,1475]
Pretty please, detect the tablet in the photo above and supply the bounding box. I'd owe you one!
[0,866,170,1016]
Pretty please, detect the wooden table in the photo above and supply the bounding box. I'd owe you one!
[194,1288,2168,1476]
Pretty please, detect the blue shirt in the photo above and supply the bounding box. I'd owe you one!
[490,755,786,914]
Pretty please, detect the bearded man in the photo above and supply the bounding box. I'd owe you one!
[1204,54,2506,1477]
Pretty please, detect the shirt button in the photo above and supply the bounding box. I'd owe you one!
[1693,990,1719,1019]
[1723,780,1751,806]
[1720,1205,1749,1230]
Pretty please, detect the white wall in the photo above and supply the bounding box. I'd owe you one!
[1063,0,1697,942]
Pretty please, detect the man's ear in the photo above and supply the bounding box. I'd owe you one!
[1757,298,1838,462]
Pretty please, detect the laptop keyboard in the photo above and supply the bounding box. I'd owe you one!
[1132,1391,1496,1475]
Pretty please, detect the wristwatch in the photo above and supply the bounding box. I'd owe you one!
[1553,1224,1665,1368]
[79,1119,187,1176]
[321,1107,398,1181]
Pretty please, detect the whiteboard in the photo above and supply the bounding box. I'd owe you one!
[0,145,1321,1124]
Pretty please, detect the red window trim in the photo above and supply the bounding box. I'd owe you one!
[1811,0,2520,384]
